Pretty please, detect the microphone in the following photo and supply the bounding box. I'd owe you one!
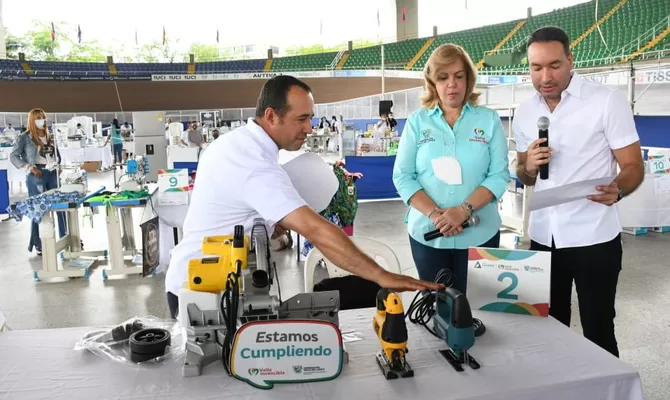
[538,116,550,180]
[424,215,480,241]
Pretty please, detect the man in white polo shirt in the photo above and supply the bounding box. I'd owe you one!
[513,27,644,357]
[165,75,441,318]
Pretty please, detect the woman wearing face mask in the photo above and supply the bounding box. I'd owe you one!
[392,44,510,294]
[10,108,67,256]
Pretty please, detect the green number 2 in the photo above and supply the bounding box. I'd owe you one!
[169,177,178,187]
[497,272,519,300]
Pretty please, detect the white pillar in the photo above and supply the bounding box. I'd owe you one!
[0,0,6,59]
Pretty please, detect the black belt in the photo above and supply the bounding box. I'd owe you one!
[35,164,46,168]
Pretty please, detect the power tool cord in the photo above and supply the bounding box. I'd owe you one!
[220,261,241,375]
[405,268,485,339]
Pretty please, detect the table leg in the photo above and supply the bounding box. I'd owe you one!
[102,206,142,279]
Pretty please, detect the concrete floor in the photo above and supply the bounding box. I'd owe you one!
[1,170,668,399]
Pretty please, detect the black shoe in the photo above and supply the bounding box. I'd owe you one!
[36,249,42,256]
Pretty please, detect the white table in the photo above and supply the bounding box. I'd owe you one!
[618,173,670,228]
[0,309,644,400]
[59,146,113,169]
[0,157,27,193]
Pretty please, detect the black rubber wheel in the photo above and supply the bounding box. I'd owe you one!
[129,328,171,355]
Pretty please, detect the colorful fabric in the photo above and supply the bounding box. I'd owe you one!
[86,189,150,205]
[8,190,83,224]
[301,164,359,256]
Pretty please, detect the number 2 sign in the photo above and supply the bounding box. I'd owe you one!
[466,248,551,317]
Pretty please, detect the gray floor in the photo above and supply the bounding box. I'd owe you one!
[1,171,668,399]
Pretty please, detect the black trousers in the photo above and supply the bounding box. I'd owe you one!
[167,292,179,320]
[530,234,622,358]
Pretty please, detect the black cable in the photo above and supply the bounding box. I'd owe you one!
[220,261,241,375]
[405,268,485,338]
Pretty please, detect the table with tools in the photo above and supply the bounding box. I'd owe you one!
[0,307,643,400]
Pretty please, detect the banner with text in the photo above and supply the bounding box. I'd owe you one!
[230,320,343,390]
[467,247,551,317]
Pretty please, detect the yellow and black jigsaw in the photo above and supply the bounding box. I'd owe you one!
[372,288,414,379]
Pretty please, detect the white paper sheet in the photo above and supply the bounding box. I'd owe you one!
[529,176,616,211]
[281,152,339,213]
[653,174,670,195]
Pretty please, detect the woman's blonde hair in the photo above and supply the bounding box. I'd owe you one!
[26,108,51,148]
[420,43,480,109]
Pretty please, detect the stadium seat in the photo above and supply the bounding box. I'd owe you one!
[272,52,339,71]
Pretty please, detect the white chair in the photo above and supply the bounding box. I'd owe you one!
[303,236,402,292]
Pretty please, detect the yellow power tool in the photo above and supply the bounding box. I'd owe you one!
[187,225,250,293]
[373,288,414,379]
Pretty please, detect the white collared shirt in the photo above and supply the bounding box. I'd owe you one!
[513,73,639,249]
[165,118,307,295]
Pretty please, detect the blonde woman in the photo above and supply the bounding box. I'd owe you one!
[10,108,66,256]
[392,44,510,293]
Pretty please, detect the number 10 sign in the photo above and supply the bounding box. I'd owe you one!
[467,248,551,317]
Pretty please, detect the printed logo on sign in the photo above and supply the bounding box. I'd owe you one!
[524,265,545,273]
[497,264,519,272]
[474,261,481,269]
[469,128,488,144]
[248,368,260,376]
[418,129,435,145]
[293,365,303,373]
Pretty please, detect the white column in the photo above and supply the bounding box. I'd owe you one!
[0,0,6,59]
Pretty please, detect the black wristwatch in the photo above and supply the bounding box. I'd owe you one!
[616,188,624,203]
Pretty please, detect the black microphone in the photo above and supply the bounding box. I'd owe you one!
[538,116,550,180]
[424,215,480,241]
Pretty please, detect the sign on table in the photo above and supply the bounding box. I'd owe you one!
[230,320,343,389]
[157,169,189,205]
[467,247,551,317]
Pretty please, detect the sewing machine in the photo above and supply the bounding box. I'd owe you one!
[59,167,88,193]
[117,155,149,192]
[178,219,344,377]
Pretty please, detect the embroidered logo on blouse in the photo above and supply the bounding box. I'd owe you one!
[418,129,435,145]
[469,128,488,144]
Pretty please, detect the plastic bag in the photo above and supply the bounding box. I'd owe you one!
[74,316,184,365]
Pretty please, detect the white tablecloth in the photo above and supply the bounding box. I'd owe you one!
[0,158,26,186]
[59,146,113,169]
[0,310,644,400]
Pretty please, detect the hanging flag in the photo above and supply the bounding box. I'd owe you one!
[216,26,219,43]
[135,29,138,46]
[162,26,166,45]
[320,19,323,37]
[50,22,55,42]
[77,24,82,44]
[377,9,380,27]
[402,7,406,23]
[465,0,468,10]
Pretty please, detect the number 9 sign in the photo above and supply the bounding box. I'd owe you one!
[467,247,551,317]
[169,176,178,187]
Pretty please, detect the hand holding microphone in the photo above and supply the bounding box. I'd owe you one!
[426,206,476,239]
[525,116,552,179]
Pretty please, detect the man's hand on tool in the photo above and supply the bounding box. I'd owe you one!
[376,271,444,292]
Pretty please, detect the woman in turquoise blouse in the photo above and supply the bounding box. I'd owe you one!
[392,44,510,294]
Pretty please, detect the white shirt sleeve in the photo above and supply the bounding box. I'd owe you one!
[512,109,530,153]
[603,88,640,150]
[242,163,307,227]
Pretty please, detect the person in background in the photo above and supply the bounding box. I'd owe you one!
[120,122,132,138]
[392,43,510,293]
[10,108,67,256]
[388,112,398,131]
[3,123,16,134]
[104,119,124,165]
[513,26,644,358]
[75,123,85,138]
[180,122,204,148]
[211,129,220,141]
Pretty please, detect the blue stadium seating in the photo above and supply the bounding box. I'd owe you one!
[196,60,267,73]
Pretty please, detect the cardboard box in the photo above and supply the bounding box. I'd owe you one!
[81,161,100,172]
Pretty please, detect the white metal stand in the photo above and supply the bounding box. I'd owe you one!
[100,205,144,280]
[37,207,106,281]
[500,179,532,244]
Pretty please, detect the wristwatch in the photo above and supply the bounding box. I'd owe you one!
[461,202,474,217]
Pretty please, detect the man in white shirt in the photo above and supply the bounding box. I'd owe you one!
[165,75,441,318]
[513,27,644,358]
